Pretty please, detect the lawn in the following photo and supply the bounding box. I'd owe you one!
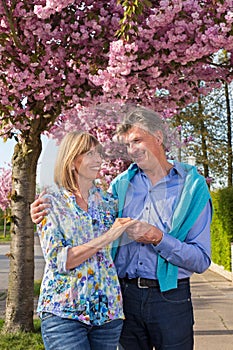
[0,319,44,350]
[0,221,44,348]
[0,228,11,243]
[0,280,44,349]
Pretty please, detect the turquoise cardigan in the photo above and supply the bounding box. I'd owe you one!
[110,162,212,292]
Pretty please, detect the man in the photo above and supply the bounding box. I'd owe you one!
[31,106,212,350]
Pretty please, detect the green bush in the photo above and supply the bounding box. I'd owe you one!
[211,187,233,271]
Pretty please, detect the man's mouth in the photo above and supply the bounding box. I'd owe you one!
[132,154,144,161]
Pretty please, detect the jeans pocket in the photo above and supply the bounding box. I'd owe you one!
[161,283,191,304]
[119,279,130,297]
[41,312,55,321]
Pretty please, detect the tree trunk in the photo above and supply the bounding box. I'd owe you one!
[198,97,210,184]
[3,215,7,238]
[3,135,42,333]
[200,120,209,178]
[225,82,232,187]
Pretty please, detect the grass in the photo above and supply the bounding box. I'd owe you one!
[0,231,11,243]
[0,222,11,242]
[34,280,42,297]
[0,280,44,349]
[0,226,44,348]
[0,319,44,350]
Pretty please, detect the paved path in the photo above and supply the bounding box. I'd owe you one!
[0,237,45,290]
[1,241,233,349]
[191,269,233,350]
[0,237,44,319]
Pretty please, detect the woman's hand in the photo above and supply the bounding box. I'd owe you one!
[108,217,136,240]
[30,190,51,224]
[66,217,136,269]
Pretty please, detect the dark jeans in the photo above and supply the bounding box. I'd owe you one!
[119,278,194,350]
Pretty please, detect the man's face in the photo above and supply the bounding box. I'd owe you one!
[123,125,163,171]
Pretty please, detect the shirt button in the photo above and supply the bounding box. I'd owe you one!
[146,207,149,210]
[139,262,143,265]
[141,243,145,246]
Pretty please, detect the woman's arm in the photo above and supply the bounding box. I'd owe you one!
[66,217,134,269]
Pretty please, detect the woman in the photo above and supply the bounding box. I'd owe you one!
[37,131,134,350]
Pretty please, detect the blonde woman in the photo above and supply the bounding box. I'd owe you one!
[36,131,135,350]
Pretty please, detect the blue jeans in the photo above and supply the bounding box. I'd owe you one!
[41,313,123,350]
[119,278,194,350]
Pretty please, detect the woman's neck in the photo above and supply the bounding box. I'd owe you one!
[74,176,93,209]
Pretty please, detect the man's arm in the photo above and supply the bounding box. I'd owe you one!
[153,201,212,273]
[126,202,212,274]
[30,191,51,224]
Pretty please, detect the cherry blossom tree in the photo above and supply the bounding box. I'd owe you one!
[0,0,233,332]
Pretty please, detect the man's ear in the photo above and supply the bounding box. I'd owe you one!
[154,130,163,145]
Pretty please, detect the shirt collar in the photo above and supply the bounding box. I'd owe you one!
[136,160,186,180]
[60,185,99,202]
[168,160,187,179]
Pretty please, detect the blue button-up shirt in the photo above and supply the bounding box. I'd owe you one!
[114,162,211,280]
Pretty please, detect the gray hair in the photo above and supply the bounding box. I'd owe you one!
[116,106,167,146]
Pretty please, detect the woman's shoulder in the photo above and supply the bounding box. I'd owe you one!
[42,187,74,206]
[94,186,114,199]
[92,186,118,208]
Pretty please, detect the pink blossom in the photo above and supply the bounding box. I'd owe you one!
[0,166,12,211]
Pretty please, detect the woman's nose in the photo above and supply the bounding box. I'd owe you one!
[95,152,103,162]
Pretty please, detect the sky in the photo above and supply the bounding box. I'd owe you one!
[0,138,16,168]
[0,136,59,190]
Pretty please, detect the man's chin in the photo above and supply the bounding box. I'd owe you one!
[135,160,145,169]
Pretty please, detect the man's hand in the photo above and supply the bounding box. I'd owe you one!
[30,190,51,224]
[126,220,163,245]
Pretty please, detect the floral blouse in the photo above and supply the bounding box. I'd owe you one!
[37,186,124,326]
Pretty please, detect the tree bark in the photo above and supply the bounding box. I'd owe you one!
[198,99,209,180]
[225,82,232,187]
[3,215,7,238]
[3,135,42,333]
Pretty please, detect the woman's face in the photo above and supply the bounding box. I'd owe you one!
[73,145,103,181]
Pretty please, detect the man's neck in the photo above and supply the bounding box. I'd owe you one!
[143,161,174,186]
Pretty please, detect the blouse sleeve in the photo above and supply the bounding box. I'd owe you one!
[37,194,72,274]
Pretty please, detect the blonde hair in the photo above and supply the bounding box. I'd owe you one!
[54,131,100,193]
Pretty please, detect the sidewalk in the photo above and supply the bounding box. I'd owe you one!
[1,240,233,349]
[192,269,233,350]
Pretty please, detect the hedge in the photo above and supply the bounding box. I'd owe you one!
[210,187,233,272]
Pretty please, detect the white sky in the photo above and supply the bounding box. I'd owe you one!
[0,136,59,190]
[0,137,16,167]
